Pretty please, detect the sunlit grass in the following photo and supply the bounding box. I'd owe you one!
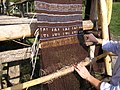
[110,2,120,36]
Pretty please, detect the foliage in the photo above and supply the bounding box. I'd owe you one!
[110,2,120,36]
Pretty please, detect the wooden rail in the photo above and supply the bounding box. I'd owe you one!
[0,47,31,63]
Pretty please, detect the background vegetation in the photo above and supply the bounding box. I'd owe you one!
[110,2,120,36]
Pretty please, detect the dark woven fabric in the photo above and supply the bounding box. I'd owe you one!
[34,0,91,90]
[35,0,82,40]
[40,41,89,90]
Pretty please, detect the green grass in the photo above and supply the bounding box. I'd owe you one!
[110,2,120,36]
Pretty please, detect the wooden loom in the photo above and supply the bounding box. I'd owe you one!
[0,0,113,89]
[2,52,110,90]
[34,0,105,90]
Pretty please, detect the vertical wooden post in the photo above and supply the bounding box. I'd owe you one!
[99,0,112,76]
[89,0,98,59]
[106,0,113,25]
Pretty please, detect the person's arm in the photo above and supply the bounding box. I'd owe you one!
[85,34,119,54]
[100,82,120,90]
[86,73,101,90]
[84,34,103,44]
[102,40,120,54]
[74,64,101,90]
[74,64,120,90]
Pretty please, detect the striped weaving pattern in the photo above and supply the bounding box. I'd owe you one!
[34,0,83,40]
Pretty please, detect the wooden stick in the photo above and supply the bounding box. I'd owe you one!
[109,52,117,56]
[2,52,108,90]
[99,0,112,76]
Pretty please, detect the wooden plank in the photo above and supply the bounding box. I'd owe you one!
[0,47,31,63]
[0,24,32,41]
[2,52,108,90]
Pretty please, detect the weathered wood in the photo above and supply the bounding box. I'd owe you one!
[89,0,98,59]
[0,47,31,63]
[106,0,113,25]
[83,20,94,30]
[0,16,36,25]
[0,24,32,41]
[0,19,94,41]
[99,0,112,76]
[2,52,108,90]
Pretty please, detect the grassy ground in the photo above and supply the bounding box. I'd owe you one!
[110,2,120,36]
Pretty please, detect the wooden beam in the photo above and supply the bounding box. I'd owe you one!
[2,52,108,90]
[83,20,94,30]
[0,16,36,25]
[0,47,31,63]
[0,24,32,41]
[0,20,94,41]
[99,0,112,76]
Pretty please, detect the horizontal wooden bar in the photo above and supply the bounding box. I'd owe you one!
[0,47,31,63]
[2,52,108,90]
[0,24,32,41]
[83,20,94,30]
[0,18,94,41]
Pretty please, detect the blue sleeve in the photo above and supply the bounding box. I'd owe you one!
[102,40,120,55]
[100,82,120,90]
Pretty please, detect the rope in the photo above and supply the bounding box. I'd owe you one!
[29,13,37,25]
[26,29,39,90]
[26,28,40,90]
[30,28,40,79]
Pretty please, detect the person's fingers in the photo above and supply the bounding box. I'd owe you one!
[84,35,91,42]
[75,67,80,72]
[84,35,89,39]
[75,67,86,79]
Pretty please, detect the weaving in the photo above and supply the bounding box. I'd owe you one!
[35,0,90,90]
[35,0,82,40]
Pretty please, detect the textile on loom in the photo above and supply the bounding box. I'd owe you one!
[34,0,90,90]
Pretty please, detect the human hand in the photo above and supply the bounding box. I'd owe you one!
[74,64,91,80]
[75,64,101,90]
[84,34,98,43]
